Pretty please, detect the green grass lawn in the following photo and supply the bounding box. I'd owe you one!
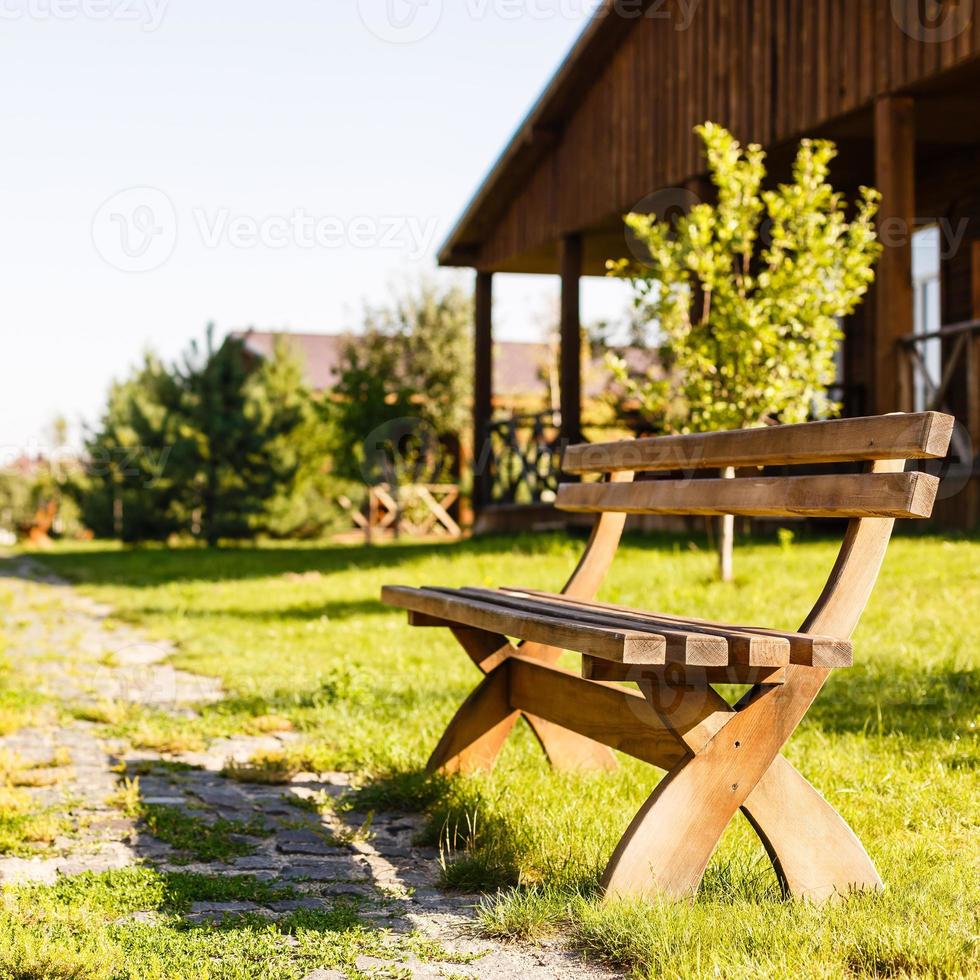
[8,529,980,978]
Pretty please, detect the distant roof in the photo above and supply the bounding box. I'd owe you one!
[233,329,658,401]
[236,330,351,393]
[1,453,80,476]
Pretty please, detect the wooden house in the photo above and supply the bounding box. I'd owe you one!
[438,0,980,528]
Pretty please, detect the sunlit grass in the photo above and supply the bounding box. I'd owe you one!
[10,529,980,978]
[0,867,473,980]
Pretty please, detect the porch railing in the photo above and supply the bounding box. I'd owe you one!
[488,410,563,505]
[899,318,980,468]
[483,391,877,509]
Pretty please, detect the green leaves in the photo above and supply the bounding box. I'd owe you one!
[327,278,473,486]
[80,327,319,543]
[610,123,882,434]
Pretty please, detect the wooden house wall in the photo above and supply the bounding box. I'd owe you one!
[477,0,980,271]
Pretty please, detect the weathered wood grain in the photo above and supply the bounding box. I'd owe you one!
[562,413,953,474]
[555,471,941,520]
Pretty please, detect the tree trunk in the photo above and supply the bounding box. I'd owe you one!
[719,466,735,582]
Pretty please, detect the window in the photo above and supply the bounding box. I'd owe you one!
[912,226,942,412]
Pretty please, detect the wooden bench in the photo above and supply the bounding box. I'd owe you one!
[382,412,954,902]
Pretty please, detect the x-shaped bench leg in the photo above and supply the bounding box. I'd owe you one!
[429,637,881,901]
[426,626,617,774]
[602,668,883,901]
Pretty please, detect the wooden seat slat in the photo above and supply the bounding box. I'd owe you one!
[448,587,732,666]
[504,589,851,667]
[562,411,954,474]
[381,585,668,665]
[455,587,787,667]
[581,656,789,686]
[383,585,847,669]
[555,471,940,519]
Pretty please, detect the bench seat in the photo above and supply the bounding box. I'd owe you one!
[381,413,954,902]
[381,585,851,671]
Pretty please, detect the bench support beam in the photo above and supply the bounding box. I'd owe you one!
[426,628,618,774]
[430,640,883,902]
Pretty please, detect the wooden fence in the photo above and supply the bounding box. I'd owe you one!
[338,484,462,543]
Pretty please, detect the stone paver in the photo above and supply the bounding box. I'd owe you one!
[0,557,620,979]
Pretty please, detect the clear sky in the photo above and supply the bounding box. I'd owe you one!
[1,0,631,454]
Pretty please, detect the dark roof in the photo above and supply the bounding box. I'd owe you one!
[233,329,657,400]
[438,1,636,267]
[438,1,980,272]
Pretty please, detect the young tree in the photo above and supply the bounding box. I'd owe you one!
[608,123,882,580]
[254,338,336,539]
[329,278,472,486]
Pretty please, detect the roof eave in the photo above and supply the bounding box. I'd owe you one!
[437,1,653,269]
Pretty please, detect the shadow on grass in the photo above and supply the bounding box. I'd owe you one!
[17,531,602,588]
[20,524,966,589]
[129,598,389,623]
[807,663,980,738]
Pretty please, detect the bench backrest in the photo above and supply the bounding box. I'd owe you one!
[557,413,954,520]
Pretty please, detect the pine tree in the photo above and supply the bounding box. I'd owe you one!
[177,325,305,545]
[78,353,185,541]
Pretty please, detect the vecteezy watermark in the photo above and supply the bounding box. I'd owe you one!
[86,444,173,488]
[88,640,220,710]
[92,186,178,273]
[624,185,702,266]
[357,0,700,44]
[0,441,173,488]
[92,189,441,272]
[459,0,700,26]
[192,208,440,260]
[360,417,445,486]
[891,0,974,43]
[0,0,170,31]
[357,0,444,44]
[878,215,971,260]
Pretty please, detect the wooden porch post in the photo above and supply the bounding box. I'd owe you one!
[559,233,583,447]
[970,244,980,451]
[968,243,980,528]
[473,271,494,511]
[874,95,916,414]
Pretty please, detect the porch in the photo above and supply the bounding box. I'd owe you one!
[442,1,980,530]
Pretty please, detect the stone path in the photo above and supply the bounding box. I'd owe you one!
[0,557,618,979]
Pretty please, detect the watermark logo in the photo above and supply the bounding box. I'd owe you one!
[0,0,170,31]
[357,0,444,44]
[92,186,177,273]
[85,444,173,488]
[878,215,970,260]
[88,641,220,709]
[608,0,700,30]
[192,208,440,260]
[891,0,974,43]
[356,1,701,44]
[360,417,445,486]
[92,192,441,272]
[625,185,701,266]
[923,419,975,502]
